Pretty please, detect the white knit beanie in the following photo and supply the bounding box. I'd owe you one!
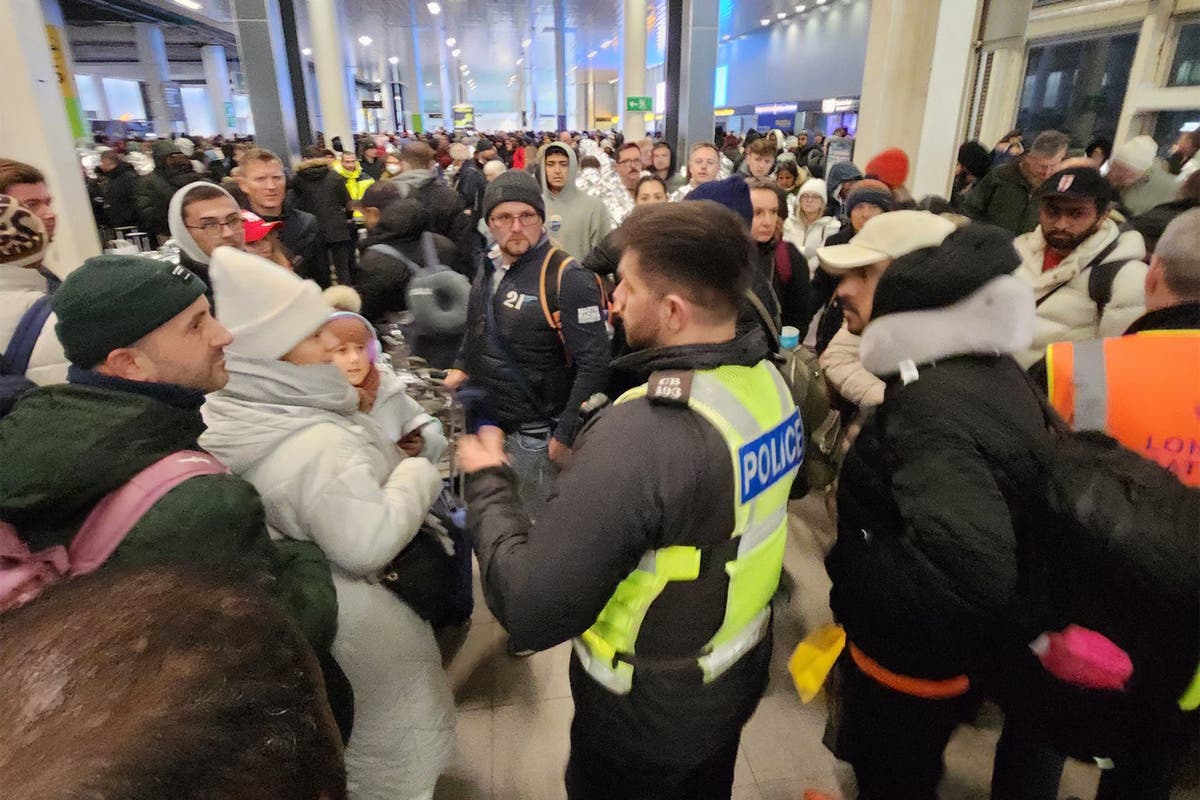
[1111,135,1158,176]
[209,246,333,360]
[798,178,828,202]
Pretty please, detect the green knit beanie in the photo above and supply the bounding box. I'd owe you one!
[53,254,207,368]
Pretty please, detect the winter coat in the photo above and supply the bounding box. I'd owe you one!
[536,143,614,261]
[331,162,376,208]
[1116,163,1180,219]
[819,325,885,408]
[245,200,330,288]
[100,161,140,229]
[135,168,205,239]
[387,167,478,262]
[0,369,338,652]
[0,265,67,385]
[456,159,488,217]
[756,240,814,334]
[466,331,774,768]
[829,274,1053,681]
[1127,198,1199,256]
[783,214,841,279]
[961,160,1041,236]
[290,159,352,244]
[369,366,447,462]
[360,156,386,182]
[200,355,455,800]
[1012,220,1148,367]
[455,235,611,446]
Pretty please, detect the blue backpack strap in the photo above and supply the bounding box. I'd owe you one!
[2,296,53,377]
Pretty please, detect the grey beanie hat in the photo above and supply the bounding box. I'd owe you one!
[482,170,545,222]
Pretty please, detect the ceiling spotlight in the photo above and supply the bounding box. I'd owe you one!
[172,0,202,10]
[601,40,611,49]
[301,47,312,56]
[522,37,532,48]
[816,0,826,3]
[608,77,618,84]
[426,2,441,14]
[358,35,372,46]
[587,50,598,58]
[516,57,524,65]
[722,34,730,41]
[795,3,807,10]
[425,81,433,86]
[460,64,468,71]
[776,12,787,19]
[760,18,770,25]
[446,37,456,47]
[451,48,461,57]
[388,56,400,64]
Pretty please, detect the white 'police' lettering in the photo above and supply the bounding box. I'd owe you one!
[739,410,804,503]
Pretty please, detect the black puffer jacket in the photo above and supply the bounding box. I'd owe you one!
[100,161,140,229]
[466,332,773,767]
[455,236,610,445]
[389,168,479,263]
[289,159,352,244]
[135,162,202,240]
[757,239,814,333]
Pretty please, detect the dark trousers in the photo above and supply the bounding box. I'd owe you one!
[328,240,355,286]
[565,714,740,800]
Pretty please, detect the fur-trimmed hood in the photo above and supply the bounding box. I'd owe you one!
[860,275,1035,378]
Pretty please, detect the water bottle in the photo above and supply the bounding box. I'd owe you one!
[780,325,801,350]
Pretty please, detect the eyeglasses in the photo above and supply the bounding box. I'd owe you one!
[489,211,541,229]
[186,214,245,234]
[617,158,641,167]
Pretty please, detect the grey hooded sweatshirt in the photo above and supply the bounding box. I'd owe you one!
[167,181,241,294]
[537,142,613,261]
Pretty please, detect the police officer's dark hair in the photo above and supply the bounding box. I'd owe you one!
[615,201,753,318]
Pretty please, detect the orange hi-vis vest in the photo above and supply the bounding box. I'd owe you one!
[1047,330,1200,487]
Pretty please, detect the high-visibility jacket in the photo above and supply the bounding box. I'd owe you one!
[332,163,375,221]
[1047,329,1200,487]
[573,361,802,695]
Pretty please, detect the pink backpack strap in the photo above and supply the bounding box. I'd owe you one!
[69,451,228,575]
[0,521,70,612]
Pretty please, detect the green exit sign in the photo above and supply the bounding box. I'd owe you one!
[626,96,653,112]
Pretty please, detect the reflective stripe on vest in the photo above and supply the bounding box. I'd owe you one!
[1047,330,1200,487]
[573,361,801,695]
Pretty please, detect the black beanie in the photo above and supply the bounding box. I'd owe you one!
[871,223,1020,320]
[957,141,992,180]
[482,170,545,222]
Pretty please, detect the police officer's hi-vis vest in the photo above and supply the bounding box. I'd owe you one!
[572,361,803,695]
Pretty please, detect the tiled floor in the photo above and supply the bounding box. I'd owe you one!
[434,495,1195,800]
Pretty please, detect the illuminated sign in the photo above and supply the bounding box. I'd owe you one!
[754,102,798,115]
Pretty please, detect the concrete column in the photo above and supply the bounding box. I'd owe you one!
[403,8,426,132]
[231,0,301,162]
[134,23,174,136]
[620,0,647,139]
[856,0,984,200]
[91,75,111,121]
[380,56,396,132]
[0,0,101,274]
[308,0,354,151]
[278,0,313,147]
[554,0,567,131]
[671,0,718,158]
[201,45,233,137]
[432,13,454,131]
[40,0,87,141]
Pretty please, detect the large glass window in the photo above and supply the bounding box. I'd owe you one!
[1168,20,1200,87]
[1016,32,1139,147]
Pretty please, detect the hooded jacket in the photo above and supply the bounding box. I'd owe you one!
[0,264,68,386]
[1012,219,1148,367]
[824,161,863,220]
[290,158,352,244]
[369,366,447,462]
[135,144,205,239]
[0,369,338,652]
[830,274,1053,681]
[537,143,613,261]
[200,354,455,799]
[961,160,1042,236]
[466,331,774,767]
[167,181,242,285]
[1116,162,1179,218]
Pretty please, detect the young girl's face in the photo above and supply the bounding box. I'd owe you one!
[331,340,371,386]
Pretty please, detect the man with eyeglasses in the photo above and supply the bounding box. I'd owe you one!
[445,171,610,520]
[601,142,646,226]
[169,182,247,296]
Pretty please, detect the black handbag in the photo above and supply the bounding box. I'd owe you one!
[380,481,473,629]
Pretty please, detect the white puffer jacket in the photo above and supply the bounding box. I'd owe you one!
[0,265,68,385]
[1012,220,1148,368]
[370,366,448,463]
[782,215,841,279]
[201,355,454,800]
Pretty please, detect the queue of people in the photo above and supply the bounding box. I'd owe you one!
[1,116,1198,800]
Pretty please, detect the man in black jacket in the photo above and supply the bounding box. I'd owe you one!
[445,170,609,514]
[237,148,330,287]
[97,151,140,229]
[458,201,800,800]
[818,218,1057,799]
[456,139,495,217]
[390,141,479,262]
[290,147,353,286]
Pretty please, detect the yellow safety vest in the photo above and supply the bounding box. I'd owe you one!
[573,361,802,695]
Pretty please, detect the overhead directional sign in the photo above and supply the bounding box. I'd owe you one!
[626,96,653,112]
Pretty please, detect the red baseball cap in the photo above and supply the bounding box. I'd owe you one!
[240,210,282,243]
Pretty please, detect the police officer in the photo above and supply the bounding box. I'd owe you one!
[1045,208,1200,487]
[457,200,803,800]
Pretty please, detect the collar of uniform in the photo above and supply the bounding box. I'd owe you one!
[1124,302,1200,335]
[611,330,763,377]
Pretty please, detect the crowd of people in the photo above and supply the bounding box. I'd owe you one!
[0,114,1197,800]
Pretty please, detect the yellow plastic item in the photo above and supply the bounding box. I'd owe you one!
[789,624,847,703]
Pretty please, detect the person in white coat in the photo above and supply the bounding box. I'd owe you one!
[1011,166,1148,368]
[199,247,455,800]
[0,194,67,388]
[783,178,841,279]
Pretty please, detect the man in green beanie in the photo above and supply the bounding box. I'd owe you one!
[0,253,350,737]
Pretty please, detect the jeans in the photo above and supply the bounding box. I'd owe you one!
[503,425,558,520]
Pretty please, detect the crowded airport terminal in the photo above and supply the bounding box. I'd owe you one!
[0,0,1199,798]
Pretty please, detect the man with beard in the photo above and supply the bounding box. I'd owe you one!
[458,200,800,799]
[1011,166,1148,367]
